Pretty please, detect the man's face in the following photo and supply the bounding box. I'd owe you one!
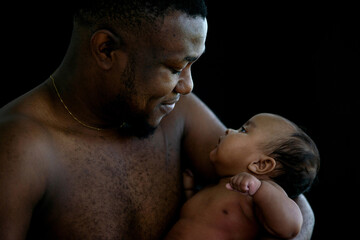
[106,12,207,137]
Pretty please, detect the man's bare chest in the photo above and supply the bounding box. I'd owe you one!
[33,129,183,239]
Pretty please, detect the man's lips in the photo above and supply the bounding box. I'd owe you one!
[160,95,180,114]
[162,95,180,105]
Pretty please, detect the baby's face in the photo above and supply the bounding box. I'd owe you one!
[209,113,296,176]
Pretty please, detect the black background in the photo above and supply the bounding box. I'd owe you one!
[1,2,359,239]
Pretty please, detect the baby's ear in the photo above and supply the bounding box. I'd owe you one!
[248,155,276,175]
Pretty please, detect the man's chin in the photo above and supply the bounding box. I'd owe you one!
[117,120,158,139]
[108,101,163,138]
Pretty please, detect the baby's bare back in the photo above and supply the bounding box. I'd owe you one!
[165,181,260,240]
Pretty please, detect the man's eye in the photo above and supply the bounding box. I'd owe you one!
[171,68,182,75]
[239,126,247,133]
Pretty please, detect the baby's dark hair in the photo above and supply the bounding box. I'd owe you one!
[73,0,207,30]
[265,126,320,198]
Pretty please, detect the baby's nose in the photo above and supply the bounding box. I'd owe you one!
[225,129,234,135]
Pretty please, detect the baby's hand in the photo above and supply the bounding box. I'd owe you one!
[226,172,261,196]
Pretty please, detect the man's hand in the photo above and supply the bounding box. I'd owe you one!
[226,172,262,196]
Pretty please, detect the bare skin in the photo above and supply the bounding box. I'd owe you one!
[0,11,314,240]
[165,177,260,240]
[165,114,307,240]
[0,86,221,239]
[166,175,302,240]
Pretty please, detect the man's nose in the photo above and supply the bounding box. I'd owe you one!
[174,69,193,95]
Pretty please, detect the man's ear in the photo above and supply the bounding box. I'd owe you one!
[248,155,277,175]
[90,30,121,70]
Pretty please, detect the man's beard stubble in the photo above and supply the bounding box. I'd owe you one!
[104,56,157,139]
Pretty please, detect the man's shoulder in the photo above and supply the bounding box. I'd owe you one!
[169,93,209,121]
[0,107,50,227]
[0,105,54,164]
[172,93,225,134]
[0,85,56,144]
[175,93,201,110]
[161,94,206,135]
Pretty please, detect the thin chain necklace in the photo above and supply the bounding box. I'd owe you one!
[50,75,104,131]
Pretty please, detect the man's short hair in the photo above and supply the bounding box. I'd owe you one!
[73,0,207,30]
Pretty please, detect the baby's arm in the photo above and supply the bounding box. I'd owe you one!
[227,173,303,239]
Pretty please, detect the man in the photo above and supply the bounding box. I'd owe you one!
[0,1,314,239]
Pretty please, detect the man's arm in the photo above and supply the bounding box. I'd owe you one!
[0,119,48,239]
[291,195,315,240]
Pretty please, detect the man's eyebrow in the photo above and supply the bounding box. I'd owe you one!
[184,48,206,62]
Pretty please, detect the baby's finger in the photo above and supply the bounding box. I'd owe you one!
[225,183,234,191]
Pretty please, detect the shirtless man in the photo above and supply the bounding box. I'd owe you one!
[0,1,314,239]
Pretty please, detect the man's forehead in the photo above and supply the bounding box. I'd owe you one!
[148,12,207,60]
[160,11,207,37]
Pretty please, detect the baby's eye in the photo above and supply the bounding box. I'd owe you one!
[239,126,247,133]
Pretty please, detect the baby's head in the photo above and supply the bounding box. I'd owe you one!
[210,113,320,198]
